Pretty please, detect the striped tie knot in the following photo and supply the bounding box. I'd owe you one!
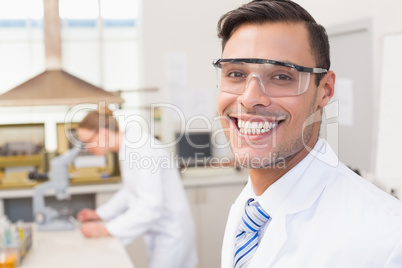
[239,198,269,233]
[234,198,270,268]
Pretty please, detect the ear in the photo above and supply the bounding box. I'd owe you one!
[317,70,335,108]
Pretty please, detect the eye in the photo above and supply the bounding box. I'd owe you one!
[272,73,292,81]
[227,71,247,78]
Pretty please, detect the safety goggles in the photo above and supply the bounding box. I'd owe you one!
[212,58,328,97]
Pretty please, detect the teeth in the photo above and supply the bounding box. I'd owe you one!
[237,119,279,135]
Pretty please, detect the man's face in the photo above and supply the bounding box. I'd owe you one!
[217,22,326,168]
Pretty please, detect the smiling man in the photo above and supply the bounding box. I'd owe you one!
[215,1,402,268]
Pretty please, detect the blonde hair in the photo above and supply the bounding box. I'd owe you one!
[79,104,119,132]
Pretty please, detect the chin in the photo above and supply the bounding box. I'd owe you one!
[232,147,280,168]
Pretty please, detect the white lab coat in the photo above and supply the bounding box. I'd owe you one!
[96,129,197,268]
[222,139,402,268]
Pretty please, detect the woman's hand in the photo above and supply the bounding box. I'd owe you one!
[77,208,101,222]
[80,222,111,238]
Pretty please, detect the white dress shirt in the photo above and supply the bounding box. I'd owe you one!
[222,139,402,268]
[96,129,197,268]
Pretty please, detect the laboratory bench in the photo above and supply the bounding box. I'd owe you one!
[20,225,134,268]
[0,182,123,218]
[0,168,249,268]
[0,168,248,217]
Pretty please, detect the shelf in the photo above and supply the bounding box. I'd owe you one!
[0,155,42,169]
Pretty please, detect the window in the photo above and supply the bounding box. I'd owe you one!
[60,0,140,91]
[0,0,44,93]
[0,0,140,94]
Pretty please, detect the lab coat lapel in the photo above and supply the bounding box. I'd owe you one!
[249,206,287,268]
[248,140,338,268]
[221,203,243,268]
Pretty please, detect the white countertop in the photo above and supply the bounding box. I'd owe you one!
[20,226,134,268]
[0,183,123,199]
[180,167,248,187]
[0,168,249,199]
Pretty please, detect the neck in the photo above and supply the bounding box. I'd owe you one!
[250,123,320,196]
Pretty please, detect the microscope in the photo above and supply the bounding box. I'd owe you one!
[31,146,81,231]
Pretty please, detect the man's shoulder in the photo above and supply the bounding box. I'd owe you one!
[309,139,402,218]
[327,162,402,221]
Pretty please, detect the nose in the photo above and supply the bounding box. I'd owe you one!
[237,73,272,109]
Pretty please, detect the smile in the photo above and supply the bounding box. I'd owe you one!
[231,117,285,136]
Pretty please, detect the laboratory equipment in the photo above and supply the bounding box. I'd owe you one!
[0,124,45,188]
[0,217,33,266]
[32,146,81,231]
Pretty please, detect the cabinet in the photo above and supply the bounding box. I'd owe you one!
[185,179,246,268]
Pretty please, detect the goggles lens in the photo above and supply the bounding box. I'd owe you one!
[214,59,321,97]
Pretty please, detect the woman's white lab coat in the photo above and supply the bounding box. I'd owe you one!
[96,129,197,268]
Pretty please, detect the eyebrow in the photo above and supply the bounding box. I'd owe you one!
[214,58,327,73]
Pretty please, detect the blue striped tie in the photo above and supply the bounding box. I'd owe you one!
[234,198,270,268]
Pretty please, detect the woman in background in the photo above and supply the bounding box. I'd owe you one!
[76,106,197,268]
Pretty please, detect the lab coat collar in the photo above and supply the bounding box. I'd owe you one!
[250,139,339,268]
[255,138,338,217]
[284,139,339,215]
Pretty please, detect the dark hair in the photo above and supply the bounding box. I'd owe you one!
[217,0,330,85]
[78,104,119,132]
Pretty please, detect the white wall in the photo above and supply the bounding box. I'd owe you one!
[303,0,402,194]
[141,0,246,89]
[140,0,246,155]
